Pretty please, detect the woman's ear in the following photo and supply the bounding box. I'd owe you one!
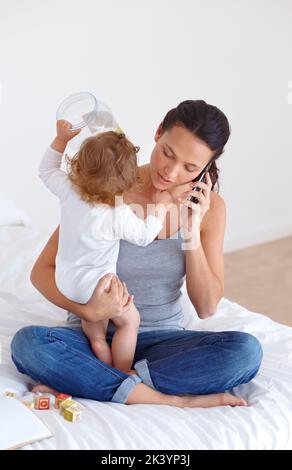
[154,123,163,142]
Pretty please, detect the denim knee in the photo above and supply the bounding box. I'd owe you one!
[231,331,263,381]
[11,325,44,373]
[11,325,35,354]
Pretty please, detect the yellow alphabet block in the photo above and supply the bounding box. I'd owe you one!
[21,400,34,409]
[55,393,72,409]
[5,391,17,398]
[60,399,77,415]
[63,404,82,423]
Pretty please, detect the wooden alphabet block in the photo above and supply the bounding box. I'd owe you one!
[34,396,50,410]
[21,400,34,409]
[4,391,17,398]
[55,393,72,409]
[60,399,77,415]
[63,404,82,423]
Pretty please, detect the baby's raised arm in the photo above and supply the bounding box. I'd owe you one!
[39,120,80,198]
[51,120,81,154]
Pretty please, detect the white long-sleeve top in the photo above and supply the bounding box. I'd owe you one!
[39,147,163,303]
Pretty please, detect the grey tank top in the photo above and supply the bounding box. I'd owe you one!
[66,227,186,334]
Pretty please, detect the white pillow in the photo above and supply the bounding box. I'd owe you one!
[0,193,31,226]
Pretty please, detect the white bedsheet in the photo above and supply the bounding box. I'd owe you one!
[0,225,292,450]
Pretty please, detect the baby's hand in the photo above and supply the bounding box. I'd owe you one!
[56,120,81,143]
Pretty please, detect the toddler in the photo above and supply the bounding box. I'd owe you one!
[38,120,172,374]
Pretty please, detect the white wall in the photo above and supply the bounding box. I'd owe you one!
[1,0,292,252]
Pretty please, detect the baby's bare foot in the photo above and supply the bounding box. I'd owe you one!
[31,384,60,396]
[180,392,248,408]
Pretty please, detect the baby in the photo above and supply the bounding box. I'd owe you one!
[38,120,172,374]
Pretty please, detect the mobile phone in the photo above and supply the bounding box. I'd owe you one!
[188,161,212,204]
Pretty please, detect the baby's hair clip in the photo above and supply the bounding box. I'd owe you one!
[115,126,124,135]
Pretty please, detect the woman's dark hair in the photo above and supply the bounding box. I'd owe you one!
[160,100,230,192]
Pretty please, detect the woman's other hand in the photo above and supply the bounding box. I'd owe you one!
[86,274,134,322]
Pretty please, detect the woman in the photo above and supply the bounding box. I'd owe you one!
[11,100,263,408]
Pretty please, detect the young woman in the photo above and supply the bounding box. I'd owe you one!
[11,100,263,408]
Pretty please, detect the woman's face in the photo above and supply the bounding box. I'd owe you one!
[150,124,214,189]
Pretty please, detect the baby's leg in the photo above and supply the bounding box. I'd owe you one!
[110,303,140,374]
[81,319,112,366]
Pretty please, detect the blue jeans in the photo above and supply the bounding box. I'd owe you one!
[11,326,263,404]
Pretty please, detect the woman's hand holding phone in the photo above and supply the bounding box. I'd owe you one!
[175,170,213,248]
[179,171,212,222]
[171,169,212,222]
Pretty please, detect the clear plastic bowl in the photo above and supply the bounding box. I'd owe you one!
[56,92,98,130]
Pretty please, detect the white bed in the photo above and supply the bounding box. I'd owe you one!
[1,224,292,450]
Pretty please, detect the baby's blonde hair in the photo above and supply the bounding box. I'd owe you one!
[66,131,140,207]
